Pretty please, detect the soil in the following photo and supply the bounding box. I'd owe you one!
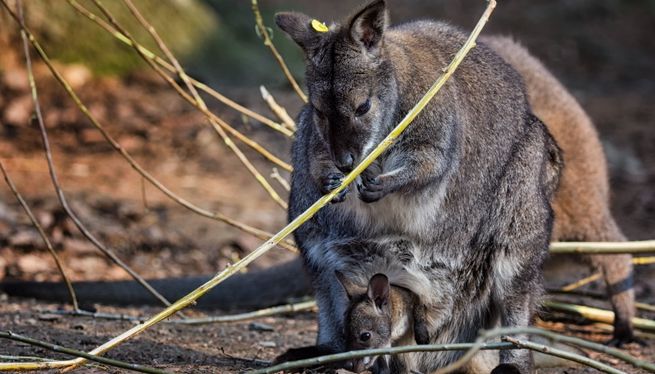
[1,0,655,372]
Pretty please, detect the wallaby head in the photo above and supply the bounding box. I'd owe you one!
[336,271,393,351]
[276,0,398,172]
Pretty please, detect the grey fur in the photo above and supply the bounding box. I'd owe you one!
[280,1,562,373]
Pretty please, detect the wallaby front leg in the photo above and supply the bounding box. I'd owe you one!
[309,141,350,203]
[495,291,535,374]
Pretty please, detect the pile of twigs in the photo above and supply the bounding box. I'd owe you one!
[0,0,653,373]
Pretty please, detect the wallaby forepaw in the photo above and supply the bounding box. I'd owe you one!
[320,172,350,203]
[357,176,387,203]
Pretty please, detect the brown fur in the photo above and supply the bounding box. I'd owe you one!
[336,272,429,373]
[483,36,636,344]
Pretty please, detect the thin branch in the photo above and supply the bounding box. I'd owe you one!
[561,273,602,291]
[66,0,293,138]
[39,300,316,325]
[550,240,655,254]
[13,1,175,311]
[1,1,495,370]
[559,255,654,292]
[252,0,308,103]
[97,0,288,209]
[500,327,655,372]
[0,1,297,253]
[251,342,516,374]
[169,300,316,325]
[0,161,79,310]
[260,86,296,131]
[0,331,171,374]
[270,168,290,192]
[502,336,625,374]
[544,301,655,331]
[547,289,655,313]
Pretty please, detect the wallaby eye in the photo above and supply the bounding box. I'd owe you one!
[360,332,371,342]
[355,98,371,117]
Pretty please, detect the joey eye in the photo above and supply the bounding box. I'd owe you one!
[359,332,371,342]
[355,98,371,117]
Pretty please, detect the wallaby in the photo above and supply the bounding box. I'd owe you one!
[1,0,635,356]
[275,2,564,373]
[337,271,430,374]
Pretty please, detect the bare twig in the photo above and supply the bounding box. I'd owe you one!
[0,161,78,310]
[13,1,175,310]
[250,342,516,374]
[252,0,308,103]
[544,301,655,331]
[270,168,290,192]
[67,0,293,138]
[502,336,625,374]
[0,331,171,374]
[547,289,655,313]
[170,300,316,325]
[260,86,296,131]
[95,0,288,209]
[0,1,297,253]
[561,273,602,291]
[500,327,655,372]
[550,240,655,254]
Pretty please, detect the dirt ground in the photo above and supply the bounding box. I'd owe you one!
[1,0,655,372]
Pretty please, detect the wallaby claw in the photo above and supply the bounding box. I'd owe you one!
[321,172,346,194]
[357,175,387,203]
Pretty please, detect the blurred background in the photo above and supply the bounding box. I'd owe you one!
[0,0,653,283]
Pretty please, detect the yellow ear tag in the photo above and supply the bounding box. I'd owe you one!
[311,19,329,33]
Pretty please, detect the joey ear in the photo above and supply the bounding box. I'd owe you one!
[348,0,388,54]
[275,12,330,55]
[335,270,358,300]
[367,273,390,309]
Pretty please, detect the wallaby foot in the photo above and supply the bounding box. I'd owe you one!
[491,363,523,374]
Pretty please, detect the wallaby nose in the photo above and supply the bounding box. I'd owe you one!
[336,153,355,172]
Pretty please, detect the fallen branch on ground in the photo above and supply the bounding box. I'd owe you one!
[0,331,171,374]
[502,336,625,374]
[548,289,655,313]
[544,300,655,331]
[550,240,655,254]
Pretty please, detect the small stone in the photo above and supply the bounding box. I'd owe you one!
[259,341,277,348]
[38,313,62,322]
[4,95,34,126]
[249,322,274,332]
[17,254,51,274]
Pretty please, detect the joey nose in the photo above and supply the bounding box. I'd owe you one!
[336,153,355,172]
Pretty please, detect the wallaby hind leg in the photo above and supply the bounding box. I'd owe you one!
[586,215,637,346]
[590,253,636,345]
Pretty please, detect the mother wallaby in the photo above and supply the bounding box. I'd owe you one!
[279,0,562,372]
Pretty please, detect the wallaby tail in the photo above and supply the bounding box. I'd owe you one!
[0,258,311,311]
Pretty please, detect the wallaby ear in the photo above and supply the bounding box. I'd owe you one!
[335,270,358,300]
[367,273,390,309]
[275,12,329,55]
[348,0,388,54]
